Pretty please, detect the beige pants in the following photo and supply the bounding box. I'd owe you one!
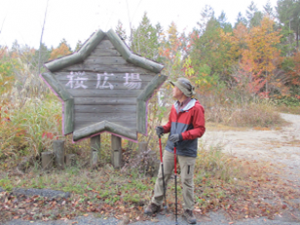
[151,150,196,210]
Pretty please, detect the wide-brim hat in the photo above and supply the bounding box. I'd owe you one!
[170,78,195,98]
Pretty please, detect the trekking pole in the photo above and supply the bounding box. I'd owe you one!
[174,143,178,225]
[159,137,167,211]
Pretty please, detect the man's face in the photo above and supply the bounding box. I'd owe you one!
[172,86,183,99]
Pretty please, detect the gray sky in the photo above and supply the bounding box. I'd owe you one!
[0,0,278,50]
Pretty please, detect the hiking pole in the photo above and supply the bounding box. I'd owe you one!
[159,137,168,211]
[174,143,178,225]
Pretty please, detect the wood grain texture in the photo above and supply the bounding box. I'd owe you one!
[42,72,73,101]
[83,56,127,65]
[62,63,152,74]
[75,113,136,123]
[73,120,137,141]
[60,80,147,90]
[68,89,141,97]
[79,30,106,59]
[136,74,168,134]
[75,120,135,131]
[138,74,168,101]
[55,72,155,82]
[74,104,136,113]
[74,97,136,105]
[106,29,131,60]
[64,99,74,134]
[42,29,167,142]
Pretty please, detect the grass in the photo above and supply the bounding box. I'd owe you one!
[0,139,300,223]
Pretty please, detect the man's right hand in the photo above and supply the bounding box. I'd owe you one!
[155,126,164,138]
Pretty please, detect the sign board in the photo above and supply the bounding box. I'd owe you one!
[41,29,166,142]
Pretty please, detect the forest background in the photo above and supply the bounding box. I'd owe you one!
[0,0,300,223]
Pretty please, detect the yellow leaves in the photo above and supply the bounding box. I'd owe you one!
[182,56,195,78]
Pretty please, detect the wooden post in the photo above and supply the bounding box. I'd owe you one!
[42,152,54,170]
[90,135,100,168]
[66,154,76,167]
[53,140,65,170]
[111,135,122,169]
[138,142,147,153]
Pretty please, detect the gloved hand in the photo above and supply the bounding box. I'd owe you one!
[169,134,183,143]
[155,126,164,138]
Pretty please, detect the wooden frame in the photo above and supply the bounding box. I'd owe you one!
[42,29,166,141]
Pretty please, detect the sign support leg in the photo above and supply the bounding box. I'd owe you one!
[90,135,100,168]
[111,135,122,168]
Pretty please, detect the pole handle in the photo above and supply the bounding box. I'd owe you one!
[159,138,163,162]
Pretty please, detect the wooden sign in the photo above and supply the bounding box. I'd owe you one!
[41,29,166,142]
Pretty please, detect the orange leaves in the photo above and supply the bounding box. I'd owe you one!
[226,17,283,96]
[49,43,71,60]
[245,17,281,77]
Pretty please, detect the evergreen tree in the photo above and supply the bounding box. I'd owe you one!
[11,40,20,54]
[263,0,274,17]
[34,42,51,70]
[191,16,234,81]
[130,12,160,60]
[75,40,82,52]
[197,5,215,35]
[218,11,233,32]
[235,12,248,27]
[246,1,263,27]
[277,0,300,49]
[115,20,127,41]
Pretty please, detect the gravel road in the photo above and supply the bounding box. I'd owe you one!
[4,113,300,225]
[4,211,300,225]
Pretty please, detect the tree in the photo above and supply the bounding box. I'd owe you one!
[235,12,247,27]
[263,0,274,17]
[190,16,234,81]
[115,20,127,41]
[34,43,50,70]
[246,1,263,27]
[287,51,300,85]
[49,39,72,60]
[158,22,183,79]
[196,5,215,36]
[130,12,160,60]
[277,0,300,49]
[74,40,82,52]
[218,11,232,32]
[240,17,281,95]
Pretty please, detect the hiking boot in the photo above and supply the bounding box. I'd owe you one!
[144,203,161,215]
[183,209,197,224]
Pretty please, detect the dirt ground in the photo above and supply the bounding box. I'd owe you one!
[202,113,300,172]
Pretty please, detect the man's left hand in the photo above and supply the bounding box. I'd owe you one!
[169,134,182,143]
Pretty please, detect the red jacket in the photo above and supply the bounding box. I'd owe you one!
[163,99,205,157]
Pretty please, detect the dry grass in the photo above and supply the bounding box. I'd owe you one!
[206,101,288,128]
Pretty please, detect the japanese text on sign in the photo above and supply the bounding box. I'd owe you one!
[65,71,142,90]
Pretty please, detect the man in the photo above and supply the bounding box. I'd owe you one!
[145,77,206,224]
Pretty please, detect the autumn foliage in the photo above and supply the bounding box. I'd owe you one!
[49,42,71,60]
